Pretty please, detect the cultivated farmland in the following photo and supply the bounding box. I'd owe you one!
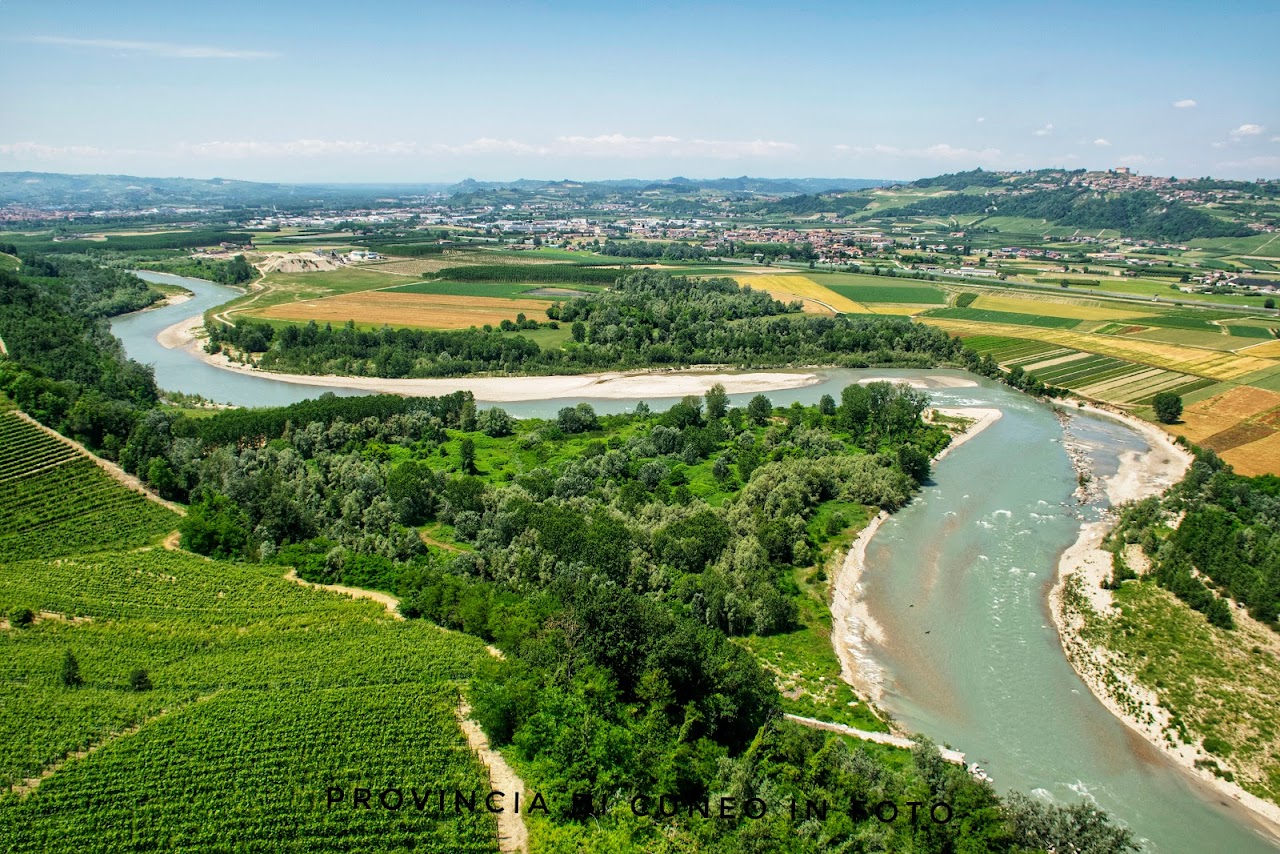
[733,274,868,314]
[256,290,551,330]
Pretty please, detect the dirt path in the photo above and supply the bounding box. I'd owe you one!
[282,569,402,619]
[419,530,463,552]
[280,568,527,850]
[457,700,529,853]
[783,714,978,769]
[11,410,185,516]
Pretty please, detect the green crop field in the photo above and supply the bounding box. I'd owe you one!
[823,282,947,304]
[927,307,1082,329]
[0,414,499,853]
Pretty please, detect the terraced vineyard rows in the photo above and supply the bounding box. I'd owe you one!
[0,686,496,853]
[0,423,500,852]
[0,414,175,560]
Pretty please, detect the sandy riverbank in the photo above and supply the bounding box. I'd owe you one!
[829,407,1002,709]
[1047,405,1280,842]
[157,313,822,401]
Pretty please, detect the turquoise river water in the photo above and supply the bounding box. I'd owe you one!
[112,272,1280,852]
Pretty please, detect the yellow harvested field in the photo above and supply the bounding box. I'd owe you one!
[970,294,1153,321]
[862,303,937,316]
[1221,431,1280,477]
[1240,339,1280,358]
[257,291,550,330]
[1164,385,1280,447]
[1187,385,1280,422]
[921,318,1278,380]
[735,275,868,314]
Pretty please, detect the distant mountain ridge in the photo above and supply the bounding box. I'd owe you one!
[0,171,893,209]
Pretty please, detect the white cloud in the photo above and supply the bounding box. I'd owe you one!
[838,143,1002,164]
[0,142,108,159]
[1272,136,1280,143]
[25,35,277,59]
[1229,123,1265,139]
[1093,138,1112,147]
[1033,123,1054,137]
[976,117,986,123]
[1172,99,1198,109]
[182,140,420,158]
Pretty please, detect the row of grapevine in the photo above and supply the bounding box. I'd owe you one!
[0,414,175,560]
[0,413,78,483]
[0,550,490,789]
[0,686,498,852]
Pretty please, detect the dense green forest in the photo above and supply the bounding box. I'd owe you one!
[1109,449,1280,630]
[212,269,965,377]
[141,389,1131,852]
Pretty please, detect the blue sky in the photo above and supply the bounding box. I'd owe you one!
[1,0,1277,182]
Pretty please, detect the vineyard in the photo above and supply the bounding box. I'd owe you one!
[0,413,174,560]
[0,427,500,852]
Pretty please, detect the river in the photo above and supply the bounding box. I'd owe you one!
[113,272,1279,852]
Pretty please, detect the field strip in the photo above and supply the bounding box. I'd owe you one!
[1025,352,1090,371]
[924,318,1277,380]
[1078,368,1166,397]
[971,293,1154,321]
[735,274,868,313]
[257,290,552,330]
[8,411,185,516]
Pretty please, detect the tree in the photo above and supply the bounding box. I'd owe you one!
[897,444,931,484]
[571,321,587,343]
[129,668,153,691]
[1266,298,1276,310]
[179,493,254,559]
[477,406,514,438]
[1153,392,1183,424]
[704,383,728,420]
[61,650,82,687]
[9,607,34,628]
[818,394,836,417]
[460,437,477,474]
[746,394,773,425]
